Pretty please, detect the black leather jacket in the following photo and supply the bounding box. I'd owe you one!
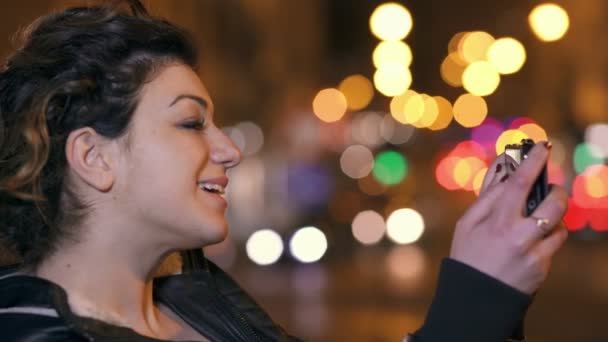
[0,249,301,342]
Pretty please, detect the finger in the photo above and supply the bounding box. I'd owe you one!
[500,142,550,216]
[480,154,507,195]
[518,185,569,244]
[459,181,507,227]
[532,224,568,259]
[483,154,520,193]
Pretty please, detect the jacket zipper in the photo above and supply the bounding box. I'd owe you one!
[212,292,262,342]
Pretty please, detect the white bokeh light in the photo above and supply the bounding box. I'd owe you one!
[386,208,425,244]
[290,227,328,263]
[246,229,284,266]
[340,145,374,179]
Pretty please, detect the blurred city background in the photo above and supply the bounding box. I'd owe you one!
[2,0,608,341]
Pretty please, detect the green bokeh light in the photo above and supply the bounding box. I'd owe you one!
[372,151,408,185]
[574,143,604,174]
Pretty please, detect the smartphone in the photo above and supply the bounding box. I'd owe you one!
[504,139,549,216]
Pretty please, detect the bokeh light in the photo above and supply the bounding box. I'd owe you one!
[440,52,467,87]
[386,245,427,288]
[402,92,425,125]
[340,145,375,179]
[573,143,605,174]
[417,95,439,128]
[519,123,548,142]
[436,156,462,191]
[312,88,348,123]
[338,74,375,111]
[462,61,501,96]
[428,96,454,130]
[495,129,529,155]
[290,227,328,263]
[351,210,386,245]
[585,123,608,157]
[374,64,412,97]
[380,114,416,145]
[390,90,417,124]
[236,121,265,156]
[487,37,526,74]
[358,173,388,196]
[246,229,284,266]
[459,31,495,63]
[453,93,488,128]
[471,117,504,152]
[386,208,425,244]
[473,167,488,195]
[529,3,570,42]
[351,112,384,147]
[369,3,413,41]
[373,151,408,185]
[373,40,413,68]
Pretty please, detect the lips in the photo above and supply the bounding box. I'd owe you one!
[197,176,229,195]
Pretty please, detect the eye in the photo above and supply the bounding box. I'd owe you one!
[181,119,207,131]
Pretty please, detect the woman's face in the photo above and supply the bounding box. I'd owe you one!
[113,63,241,249]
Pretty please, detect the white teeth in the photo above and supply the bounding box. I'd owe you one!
[198,182,225,195]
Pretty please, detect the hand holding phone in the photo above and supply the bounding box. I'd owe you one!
[505,139,549,216]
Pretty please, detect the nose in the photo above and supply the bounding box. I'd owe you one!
[209,128,242,169]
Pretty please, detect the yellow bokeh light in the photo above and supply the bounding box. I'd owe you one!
[312,88,347,123]
[459,31,495,64]
[428,96,453,130]
[487,37,527,74]
[417,94,439,128]
[448,31,469,53]
[586,174,608,198]
[495,129,530,155]
[374,64,412,97]
[519,123,548,142]
[453,93,488,128]
[473,167,488,196]
[390,90,417,124]
[338,74,375,111]
[440,52,467,87]
[453,158,472,187]
[462,61,501,97]
[370,2,413,41]
[373,41,413,68]
[529,3,570,42]
[403,92,425,126]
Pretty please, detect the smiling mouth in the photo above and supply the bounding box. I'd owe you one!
[198,182,226,195]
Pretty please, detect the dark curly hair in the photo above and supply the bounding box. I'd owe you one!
[0,0,198,268]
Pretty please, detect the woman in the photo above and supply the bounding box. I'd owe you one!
[0,1,568,341]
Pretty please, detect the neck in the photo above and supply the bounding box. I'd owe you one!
[33,230,184,338]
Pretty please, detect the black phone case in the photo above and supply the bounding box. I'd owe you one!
[521,139,549,216]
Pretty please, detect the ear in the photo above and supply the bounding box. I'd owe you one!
[65,127,115,192]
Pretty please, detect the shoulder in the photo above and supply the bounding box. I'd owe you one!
[0,312,86,341]
[0,270,87,341]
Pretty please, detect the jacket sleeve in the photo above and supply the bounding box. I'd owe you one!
[1,314,88,342]
[408,258,531,342]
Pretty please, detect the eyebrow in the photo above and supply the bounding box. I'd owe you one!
[169,94,208,110]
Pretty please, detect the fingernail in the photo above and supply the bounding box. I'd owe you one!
[543,141,552,150]
[500,174,509,182]
[509,163,516,172]
[496,164,503,173]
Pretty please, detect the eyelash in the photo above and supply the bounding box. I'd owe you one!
[182,119,207,131]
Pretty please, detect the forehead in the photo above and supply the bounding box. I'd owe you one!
[137,63,213,112]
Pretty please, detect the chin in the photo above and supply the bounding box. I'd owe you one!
[188,220,229,247]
